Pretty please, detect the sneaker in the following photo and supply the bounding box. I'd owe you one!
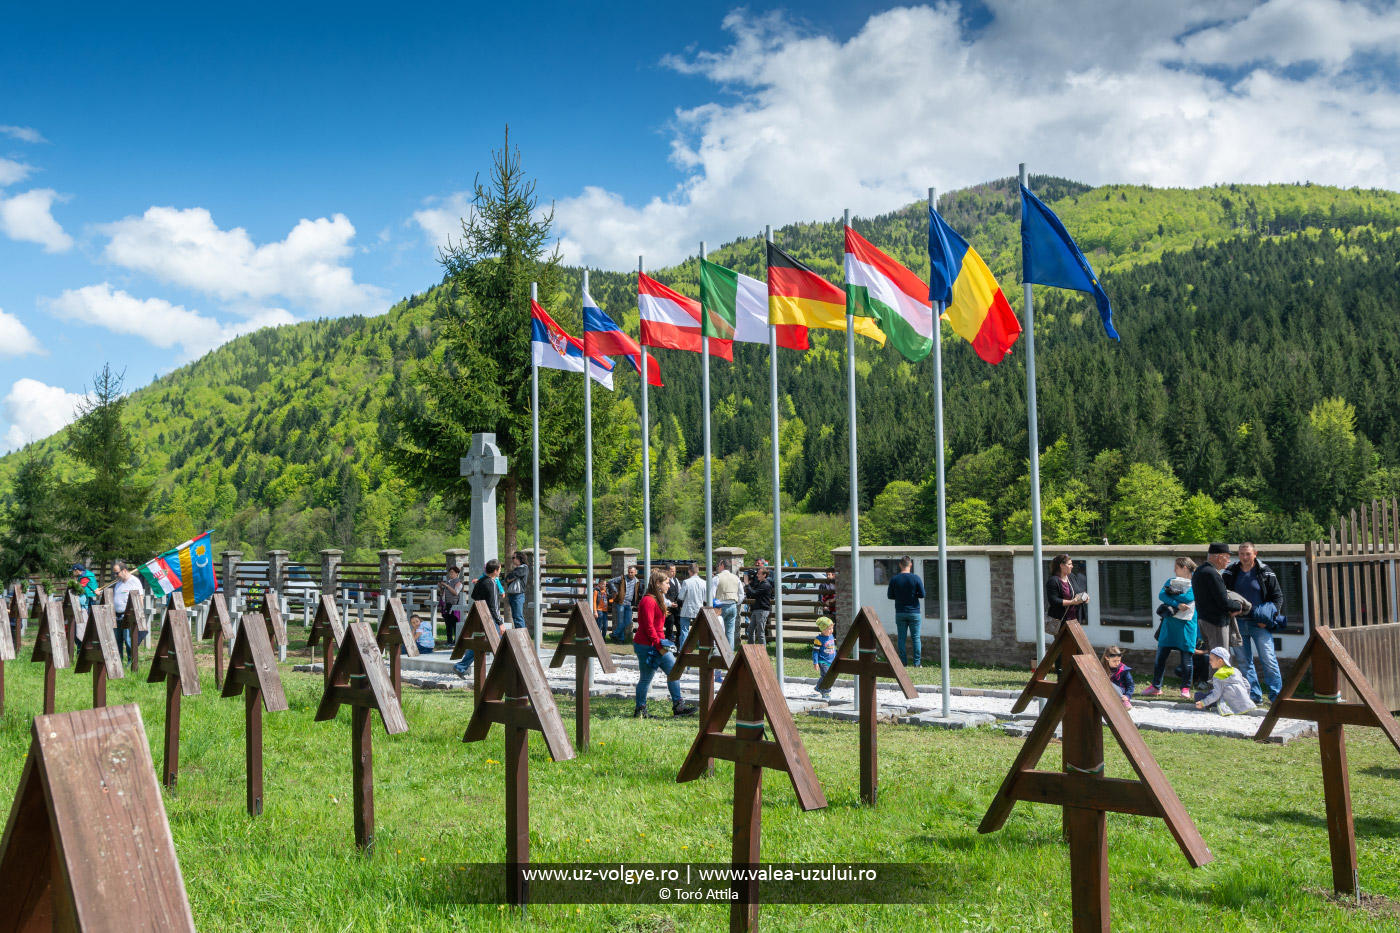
[1141,685,1162,697]
[632,705,651,719]
[672,701,697,717]
[453,666,468,680]
[820,691,831,700]
[1121,695,1132,709]
[1180,687,1191,699]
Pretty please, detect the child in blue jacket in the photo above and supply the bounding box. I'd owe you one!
[811,616,837,700]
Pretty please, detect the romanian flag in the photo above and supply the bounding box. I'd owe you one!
[767,242,885,344]
[638,273,732,361]
[928,208,1022,364]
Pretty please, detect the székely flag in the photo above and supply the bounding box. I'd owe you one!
[844,225,934,362]
[531,300,614,389]
[767,242,885,344]
[1019,185,1118,340]
[139,553,182,599]
[584,289,663,387]
[698,259,808,351]
[168,530,219,605]
[638,273,732,360]
[927,207,1022,364]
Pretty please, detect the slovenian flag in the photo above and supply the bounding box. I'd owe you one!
[928,208,1022,364]
[845,225,934,362]
[532,299,615,389]
[638,273,733,360]
[584,289,663,386]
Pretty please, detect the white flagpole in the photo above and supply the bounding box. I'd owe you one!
[1020,163,1047,664]
[639,255,651,586]
[930,188,951,717]
[700,241,714,605]
[766,225,784,684]
[843,207,861,716]
[531,281,542,647]
[583,269,596,615]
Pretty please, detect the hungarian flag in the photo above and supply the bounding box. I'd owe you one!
[699,259,808,350]
[844,226,934,362]
[139,554,182,599]
[767,242,885,344]
[928,208,1022,363]
[638,273,732,360]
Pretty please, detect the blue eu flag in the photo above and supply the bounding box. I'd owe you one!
[1020,185,1119,340]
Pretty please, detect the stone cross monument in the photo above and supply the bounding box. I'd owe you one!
[460,432,508,581]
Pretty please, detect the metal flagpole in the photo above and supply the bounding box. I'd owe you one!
[583,269,596,617]
[1020,163,1047,664]
[639,255,651,586]
[700,241,714,606]
[843,208,861,716]
[930,189,951,718]
[531,281,542,647]
[766,225,784,684]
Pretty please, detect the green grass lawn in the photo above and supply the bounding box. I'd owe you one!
[2,641,1398,932]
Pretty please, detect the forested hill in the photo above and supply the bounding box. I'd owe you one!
[4,178,1400,561]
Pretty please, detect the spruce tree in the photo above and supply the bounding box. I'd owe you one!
[0,451,65,584]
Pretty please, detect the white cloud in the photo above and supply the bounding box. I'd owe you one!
[551,1,1400,269]
[0,308,43,357]
[0,158,32,187]
[1,378,89,452]
[411,192,472,249]
[0,125,46,144]
[45,283,297,360]
[0,188,73,252]
[99,206,387,315]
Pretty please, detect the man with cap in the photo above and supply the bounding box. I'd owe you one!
[1191,543,1238,656]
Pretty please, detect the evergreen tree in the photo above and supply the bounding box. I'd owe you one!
[0,451,65,583]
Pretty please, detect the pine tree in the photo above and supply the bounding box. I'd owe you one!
[0,451,66,583]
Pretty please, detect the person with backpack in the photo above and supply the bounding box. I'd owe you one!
[452,559,502,681]
[503,551,529,629]
[1222,542,1285,704]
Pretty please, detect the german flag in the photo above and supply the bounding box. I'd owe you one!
[767,242,885,344]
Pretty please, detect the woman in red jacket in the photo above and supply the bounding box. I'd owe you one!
[633,569,697,719]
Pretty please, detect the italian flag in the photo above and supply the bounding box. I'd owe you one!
[139,555,182,598]
[698,259,809,350]
[844,226,934,362]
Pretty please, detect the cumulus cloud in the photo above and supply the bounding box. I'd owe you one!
[0,125,46,144]
[550,0,1400,269]
[0,308,43,357]
[99,206,387,315]
[0,158,32,187]
[0,188,73,252]
[1,378,89,452]
[45,283,297,360]
[411,192,473,249]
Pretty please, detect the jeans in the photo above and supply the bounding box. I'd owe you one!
[508,592,526,629]
[895,611,922,667]
[719,602,738,650]
[453,650,475,677]
[1236,622,1283,703]
[677,616,693,651]
[634,644,683,707]
[747,609,770,645]
[611,603,634,641]
[118,627,147,664]
[1151,645,1194,688]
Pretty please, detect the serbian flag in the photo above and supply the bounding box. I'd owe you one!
[928,208,1022,364]
[767,242,885,344]
[531,300,614,389]
[584,289,663,386]
[844,226,933,362]
[638,273,732,361]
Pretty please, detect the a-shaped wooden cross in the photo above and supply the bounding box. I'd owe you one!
[307,595,347,690]
[147,601,202,790]
[547,599,617,751]
[263,597,287,657]
[221,613,289,816]
[979,653,1213,932]
[463,627,575,906]
[31,596,69,715]
[0,704,197,932]
[200,592,235,690]
[450,599,502,705]
[75,604,124,709]
[61,590,84,658]
[815,606,917,805]
[5,582,24,648]
[121,598,144,671]
[375,596,418,701]
[1255,624,1400,896]
[0,600,14,717]
[315,620,408,852]
[669,606,735,777]
[678,644,827,933]
[1010,617,1098,714]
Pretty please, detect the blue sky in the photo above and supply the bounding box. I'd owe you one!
[2,0,1397,451]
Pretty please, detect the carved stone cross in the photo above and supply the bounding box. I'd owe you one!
[460,432,508,581]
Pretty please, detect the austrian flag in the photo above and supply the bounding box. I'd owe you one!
[638,273,732,360]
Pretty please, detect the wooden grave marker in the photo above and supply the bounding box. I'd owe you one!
[814,606,917,805]
[0,600,14,717]
[450,599,502,704]
[1010,617,1099,713]
[221,613,289,816]
[74,604,124,709]
[315,620,408,851]
[147,603,202,790]
[677,644,826,932]
[200,592,235,689]
[264,596,287,653]
[5,582,24,647]
[979,653,1213,933]
[669,606,736,776]
[0,704,196,932]
[547,600,617,751]
[307,594,347,689]
[1255,624,1400,896]
[121,598,144,671]
[375,596,418,701]
[61,590,85,658]
[30,597,69,715]
[464,627,575,906]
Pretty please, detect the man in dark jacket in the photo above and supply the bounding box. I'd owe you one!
[1192,543,1237,653]
[453,559,502,680]
[606,563,641,643]
[886,556,926,667]
[1223,542,1285,703]
[745,566,774,645]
